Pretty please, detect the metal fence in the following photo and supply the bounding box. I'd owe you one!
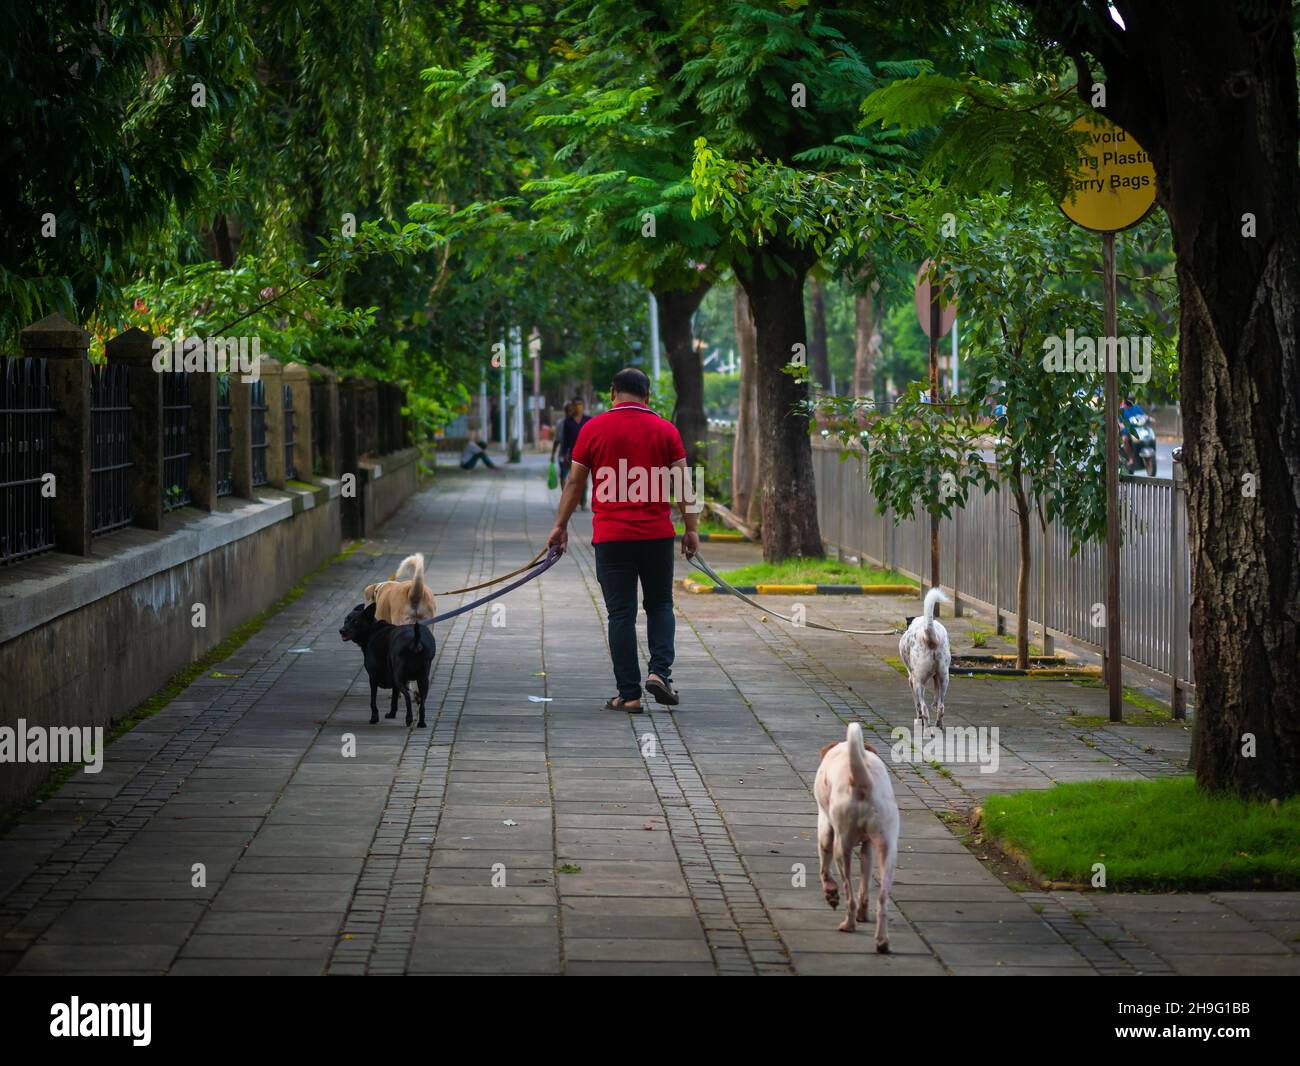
[0,356,56,565]
[807,440,1193,692]
[90,362,133,535]
[249,379,269,487]
[215,388,234,497]
[162,370,192,511]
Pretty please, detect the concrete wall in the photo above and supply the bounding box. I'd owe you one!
[343,446,421,539]
[0,482,343,807]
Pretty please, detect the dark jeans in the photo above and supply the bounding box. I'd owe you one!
[461,450,496,470]
[594,536,675,701]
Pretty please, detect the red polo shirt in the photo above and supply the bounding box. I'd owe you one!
[570,402,687,543]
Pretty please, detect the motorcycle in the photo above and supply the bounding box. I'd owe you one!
[1120,406,1158,476]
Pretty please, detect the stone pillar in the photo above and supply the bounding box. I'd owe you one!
[310,365,340,478]
[188,361,218,511]
[105,327,162,531]
[283,362,312,482]
[228,376,253,499]
[20,314,92,555]
[259,358,286,488]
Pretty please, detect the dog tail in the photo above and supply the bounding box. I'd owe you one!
[922,587,948,629]
[398,553,426,611]
[846,722,871,793]
[395,552,424,582]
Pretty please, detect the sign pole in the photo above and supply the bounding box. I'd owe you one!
[1103,230,1122,722]
[1058,114,1154,724]
[929,281,941,594]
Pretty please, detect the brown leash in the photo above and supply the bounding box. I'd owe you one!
[432,547,550,596]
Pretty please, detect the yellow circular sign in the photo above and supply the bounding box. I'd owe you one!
[1060,116,1156,232]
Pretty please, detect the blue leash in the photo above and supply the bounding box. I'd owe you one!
[429,548,564,625]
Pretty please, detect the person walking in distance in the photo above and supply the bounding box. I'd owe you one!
[546,368,699,711]
[552,396,593,510]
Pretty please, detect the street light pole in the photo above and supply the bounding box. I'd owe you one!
[648,292,660,383]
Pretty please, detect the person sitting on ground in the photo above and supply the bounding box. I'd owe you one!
[460,435,499,471]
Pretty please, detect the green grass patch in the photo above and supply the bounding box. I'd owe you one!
[0,539,362,830]
[968,628,989,648]
[982,777,1300,890]
[881,655,908,676]
[673,515,735,536]
[696,557,917,587]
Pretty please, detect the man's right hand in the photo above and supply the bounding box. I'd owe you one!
[680,530,700,560]
[547,524,569,554]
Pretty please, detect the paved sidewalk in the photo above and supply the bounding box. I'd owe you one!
[1,456,1296,975]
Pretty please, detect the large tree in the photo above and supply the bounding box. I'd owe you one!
[1042,0,1300,798]
[682,0,927,559]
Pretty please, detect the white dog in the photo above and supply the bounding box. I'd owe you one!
[899,587,950,733]
[814,722,900,951]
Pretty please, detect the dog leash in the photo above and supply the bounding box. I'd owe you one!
[687,553,901,636]
[429,548,564,625]
[432,547,549,596]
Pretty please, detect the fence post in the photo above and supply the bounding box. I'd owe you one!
[994,478,1004,635]
[104,328,162,530]
[339,379,361,474]
[311,365,340,477]
[361,381,379,456]
[20,314,93,554]
[952,505,963,617]
[1039,517,1054,655]
[228,376,254,499]
[1170,452,1187,719]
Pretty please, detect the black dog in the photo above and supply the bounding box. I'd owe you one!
[339,602,435,727]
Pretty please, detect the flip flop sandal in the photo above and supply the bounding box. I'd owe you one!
[645,677,680,706]
[603,695,643,712]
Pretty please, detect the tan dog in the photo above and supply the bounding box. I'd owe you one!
[364,553,436,625]
[814,722,900,951]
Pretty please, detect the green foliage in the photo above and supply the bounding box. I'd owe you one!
[859,72,1090,199]
[0,0,253,346]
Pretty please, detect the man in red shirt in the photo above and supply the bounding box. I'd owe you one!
[546,368,699,711]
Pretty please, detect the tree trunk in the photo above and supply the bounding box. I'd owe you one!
[732,283,761,527]
[209,213,235,269]
[808,276,830,391]
[655,282,711,470]
[1066,0,1300,796]
[735,243,824,561]
[854,284,881,402]
[1010,466,1031,671]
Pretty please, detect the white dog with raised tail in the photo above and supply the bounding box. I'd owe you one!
[814,722,899,951]
[899,587,951,734]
